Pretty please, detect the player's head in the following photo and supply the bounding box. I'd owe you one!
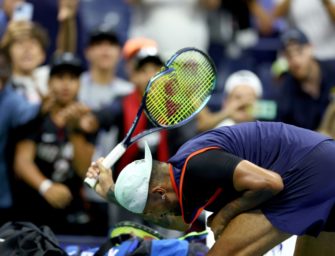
[85,26,121,72]
[224,70,263,123]
[114,142,180,217]
[48,52,83,106]
[1,21,48,75]
[122,37,163,92]
[280,28,313,80]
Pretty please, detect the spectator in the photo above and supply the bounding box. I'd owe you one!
[79,26,133,160]
[1,21,49,103]
[78,26,133,236]
[13,53,94,235]
[207,0,280,100]
[126,0,219,61]
[197,70,263,132]
[0,0,78,103]
[272,0,335,62]
[0,49,40,225]
[275,28,335,130]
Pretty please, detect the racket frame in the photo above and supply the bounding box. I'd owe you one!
[84,47,216,187]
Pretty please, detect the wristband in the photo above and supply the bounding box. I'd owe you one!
[39,179,53,195]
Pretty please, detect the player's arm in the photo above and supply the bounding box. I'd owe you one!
[209,160,283,238]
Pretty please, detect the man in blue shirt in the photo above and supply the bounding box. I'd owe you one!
[0,50,40,223]
[276,28,335,130]
[87,121,335,256]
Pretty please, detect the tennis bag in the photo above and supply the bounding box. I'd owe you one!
[94,221,209,256]
[0,221,67,256]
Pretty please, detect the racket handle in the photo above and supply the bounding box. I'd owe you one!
[84,143,127,188]
[84,177,99,188]
[102,143,127,169]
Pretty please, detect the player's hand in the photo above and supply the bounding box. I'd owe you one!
[43,183,73,209]
[207,212,229,240]
[86,158,114,199]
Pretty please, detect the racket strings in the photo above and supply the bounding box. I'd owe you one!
[145,50,216,126]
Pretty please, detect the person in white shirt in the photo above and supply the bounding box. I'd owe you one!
[126,0,219,61]
[79,26,134,160]
[273,0,335,61]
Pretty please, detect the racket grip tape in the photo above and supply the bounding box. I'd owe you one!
[84,143,127,188]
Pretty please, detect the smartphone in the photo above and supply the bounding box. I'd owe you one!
[12,2,34,21]
[251,100,277,120]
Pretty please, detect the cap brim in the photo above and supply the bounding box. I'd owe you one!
[50,64,83,77]
[88,34,120,46]
[135,56,163,70]
[144,141,153,172]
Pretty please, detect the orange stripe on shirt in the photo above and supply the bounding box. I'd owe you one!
[178,146,221,224]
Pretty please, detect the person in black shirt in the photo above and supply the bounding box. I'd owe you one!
[13,53,95,235]
[275,28,335,130]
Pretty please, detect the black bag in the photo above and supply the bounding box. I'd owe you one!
[0,221,67,256]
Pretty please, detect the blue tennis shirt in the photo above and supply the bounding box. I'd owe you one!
[169,121,335,236]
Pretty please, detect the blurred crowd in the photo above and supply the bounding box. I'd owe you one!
[1,0,335,242]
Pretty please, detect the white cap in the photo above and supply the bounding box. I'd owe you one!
[114,141,153,214]
[224,70,263,97]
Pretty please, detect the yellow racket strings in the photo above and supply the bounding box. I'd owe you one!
[146,50,216,126]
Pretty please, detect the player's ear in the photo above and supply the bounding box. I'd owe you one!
[151,186,167,199]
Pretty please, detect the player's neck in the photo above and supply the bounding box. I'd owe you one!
[90,68,115,85]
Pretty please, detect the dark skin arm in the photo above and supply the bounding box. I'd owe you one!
[208,160,284,239]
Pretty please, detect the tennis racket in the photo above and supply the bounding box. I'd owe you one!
[85,47,217,187]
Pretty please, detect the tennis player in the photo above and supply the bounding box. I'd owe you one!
[86,121,335,256]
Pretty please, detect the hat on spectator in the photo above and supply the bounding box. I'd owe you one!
[49,52,83,77]
[280,28,310,49]
[123,37,163,69]
[114,141,153,214]
[88,25,120,46]
[224,70,263,97]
